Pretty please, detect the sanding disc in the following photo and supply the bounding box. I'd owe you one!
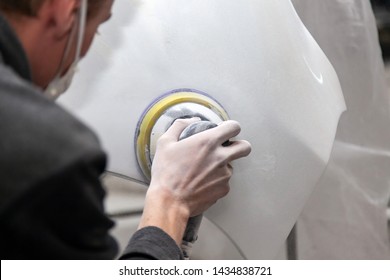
[135,89,229,180]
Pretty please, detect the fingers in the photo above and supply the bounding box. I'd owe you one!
[225,140,252,162]
[163,119,244,147]
[160,118,251,164]
[210,121,252,162]
[200,120,242,146]
[161,117,201,142]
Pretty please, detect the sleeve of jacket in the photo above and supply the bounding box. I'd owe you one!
[119,227,184,260]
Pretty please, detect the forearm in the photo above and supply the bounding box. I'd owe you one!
[138,187,190,245]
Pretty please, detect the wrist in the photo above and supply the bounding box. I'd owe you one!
[138,187,190,245]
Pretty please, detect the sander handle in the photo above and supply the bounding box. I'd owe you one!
[178,120,218,259]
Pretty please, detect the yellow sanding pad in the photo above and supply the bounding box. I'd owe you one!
[135,89,229,180]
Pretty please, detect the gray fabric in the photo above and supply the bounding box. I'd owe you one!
[120,227,184,260]
[0,14,30,80]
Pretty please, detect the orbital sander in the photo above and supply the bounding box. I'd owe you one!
[135,89,229,258]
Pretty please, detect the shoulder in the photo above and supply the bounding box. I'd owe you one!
[0,63,106,205]
[0,63,103,159]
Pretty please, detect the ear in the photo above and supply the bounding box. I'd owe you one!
[38,0,80,40]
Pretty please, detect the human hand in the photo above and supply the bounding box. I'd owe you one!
[138,117,251,244]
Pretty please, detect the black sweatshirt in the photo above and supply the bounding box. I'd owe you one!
[0,13,183,260]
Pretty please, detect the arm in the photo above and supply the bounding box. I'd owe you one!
[124,118,251,257]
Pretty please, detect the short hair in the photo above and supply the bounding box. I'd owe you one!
[0,0,104,18]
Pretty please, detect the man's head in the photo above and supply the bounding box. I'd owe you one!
[0,0,114,92]
[0,0,107,19]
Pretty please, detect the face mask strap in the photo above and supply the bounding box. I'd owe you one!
[44,0,88,99]
[54,17,78,78]
[75,0,87,62]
